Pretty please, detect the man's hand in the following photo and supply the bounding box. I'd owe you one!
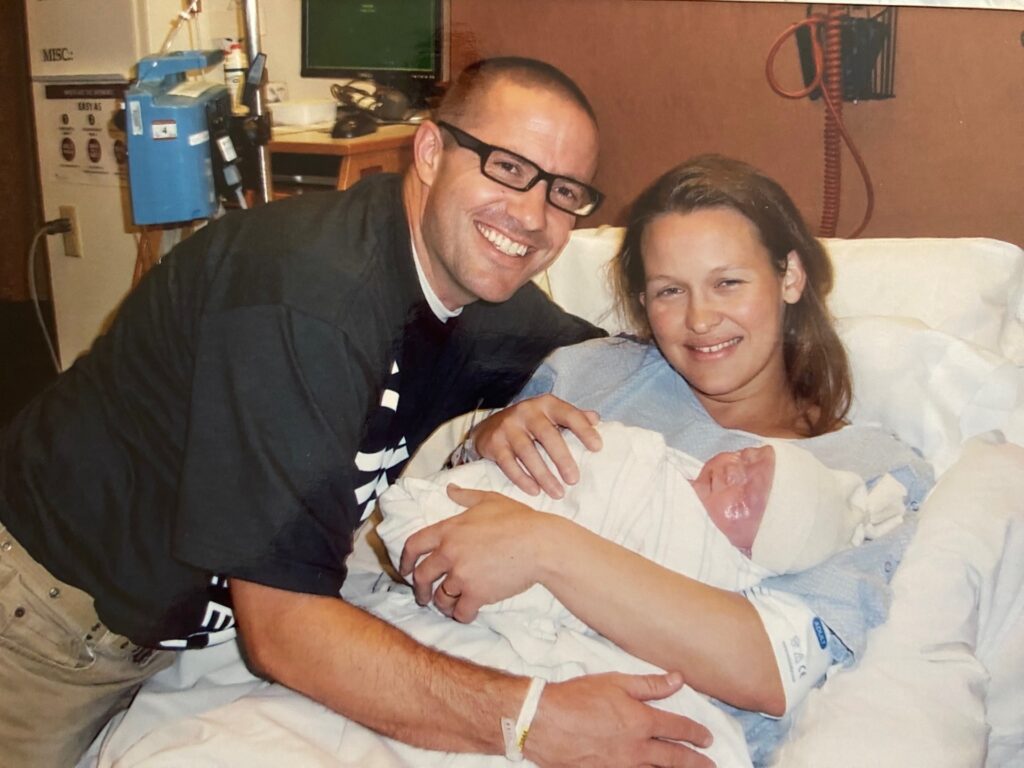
[400,486,550,622]
[472,395,602,498]
[528,672,716,768]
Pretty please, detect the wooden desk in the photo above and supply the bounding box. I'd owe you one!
[268,124,417,198]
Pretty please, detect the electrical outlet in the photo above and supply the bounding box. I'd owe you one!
[58,205,83,258]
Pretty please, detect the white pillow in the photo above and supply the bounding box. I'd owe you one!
[825,237,1024,363]
[838,315,1024,473]
[541,227,629,334]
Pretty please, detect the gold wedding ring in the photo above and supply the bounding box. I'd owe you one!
[440,582,461,599]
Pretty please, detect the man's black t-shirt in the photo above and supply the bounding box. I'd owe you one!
[0,174,601,647]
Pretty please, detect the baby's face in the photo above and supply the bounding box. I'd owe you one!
[691,446,775,555]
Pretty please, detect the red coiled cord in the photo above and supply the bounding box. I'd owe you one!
[822,9,844,236]
[766,11,875,238]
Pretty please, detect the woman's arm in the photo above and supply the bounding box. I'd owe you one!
[401,488,785,716]
[542,512,786,715]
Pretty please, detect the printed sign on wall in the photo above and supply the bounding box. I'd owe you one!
[43,82,128,187]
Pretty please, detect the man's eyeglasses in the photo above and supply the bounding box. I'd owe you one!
[437,121,603,217]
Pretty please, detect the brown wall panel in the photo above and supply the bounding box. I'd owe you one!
[0,1,45,301]
[450,0,1024,246]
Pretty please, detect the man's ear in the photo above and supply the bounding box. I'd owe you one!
[782,250,807,304]
[412,120,445,186]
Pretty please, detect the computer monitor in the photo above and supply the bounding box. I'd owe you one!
[301,0,449,107]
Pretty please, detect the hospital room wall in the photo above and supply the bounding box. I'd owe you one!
[1,0,44,302]
[443,0,1023,245]
[4,1,1019,362]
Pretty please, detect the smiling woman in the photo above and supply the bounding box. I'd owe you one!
[638,208,806,432]
[615,154,851,438]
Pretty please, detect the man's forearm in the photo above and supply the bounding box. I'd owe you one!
[232,579,528,754]
[232,578,716,768]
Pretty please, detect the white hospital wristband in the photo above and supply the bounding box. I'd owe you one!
[449,432,482,466]
[501,677,546,762]
[743,586,832,717]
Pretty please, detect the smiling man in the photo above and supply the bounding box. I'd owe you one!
[0,58,716,768]
[414,72,600,307]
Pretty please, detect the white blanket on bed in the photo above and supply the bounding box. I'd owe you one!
[100,569,754,768]
[769,433,1024,768]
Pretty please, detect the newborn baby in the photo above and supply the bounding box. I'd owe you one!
[691,435,906,575]
[380,421,908,604]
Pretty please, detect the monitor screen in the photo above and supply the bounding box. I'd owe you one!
[301,0,447,103]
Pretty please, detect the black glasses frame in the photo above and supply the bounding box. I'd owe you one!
[436,121,603,217]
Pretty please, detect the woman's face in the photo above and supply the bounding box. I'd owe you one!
[639,207,805,408]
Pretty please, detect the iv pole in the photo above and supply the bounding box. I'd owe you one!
[159,0,273,206]
[242,0,272,206]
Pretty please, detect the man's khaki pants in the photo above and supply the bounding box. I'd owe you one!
[0,523,173,768]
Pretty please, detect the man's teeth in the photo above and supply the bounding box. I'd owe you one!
[693,338,740,353]
[477,224,529,257]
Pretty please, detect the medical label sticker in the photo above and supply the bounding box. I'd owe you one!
[216,135,237,162]
[129,100,143,136]
[151,120,178,140]
[812,617,828,649]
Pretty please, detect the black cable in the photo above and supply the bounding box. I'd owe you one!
[45,218,71,235]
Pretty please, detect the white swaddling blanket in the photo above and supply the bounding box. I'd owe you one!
[378,420,772,651]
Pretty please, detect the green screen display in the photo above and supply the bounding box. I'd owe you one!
[303,0,439,75]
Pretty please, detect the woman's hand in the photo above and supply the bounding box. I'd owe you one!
[472,395,603,499]
[398,486,559,622]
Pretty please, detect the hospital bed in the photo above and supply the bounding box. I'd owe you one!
[81,230,1024,767]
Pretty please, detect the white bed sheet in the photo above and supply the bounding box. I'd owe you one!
[100,567,753,768]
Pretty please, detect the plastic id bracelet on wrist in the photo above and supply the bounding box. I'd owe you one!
[501,677,546,762]
[447,432,481,467]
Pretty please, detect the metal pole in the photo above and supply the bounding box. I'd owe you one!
[242,0,272,205]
